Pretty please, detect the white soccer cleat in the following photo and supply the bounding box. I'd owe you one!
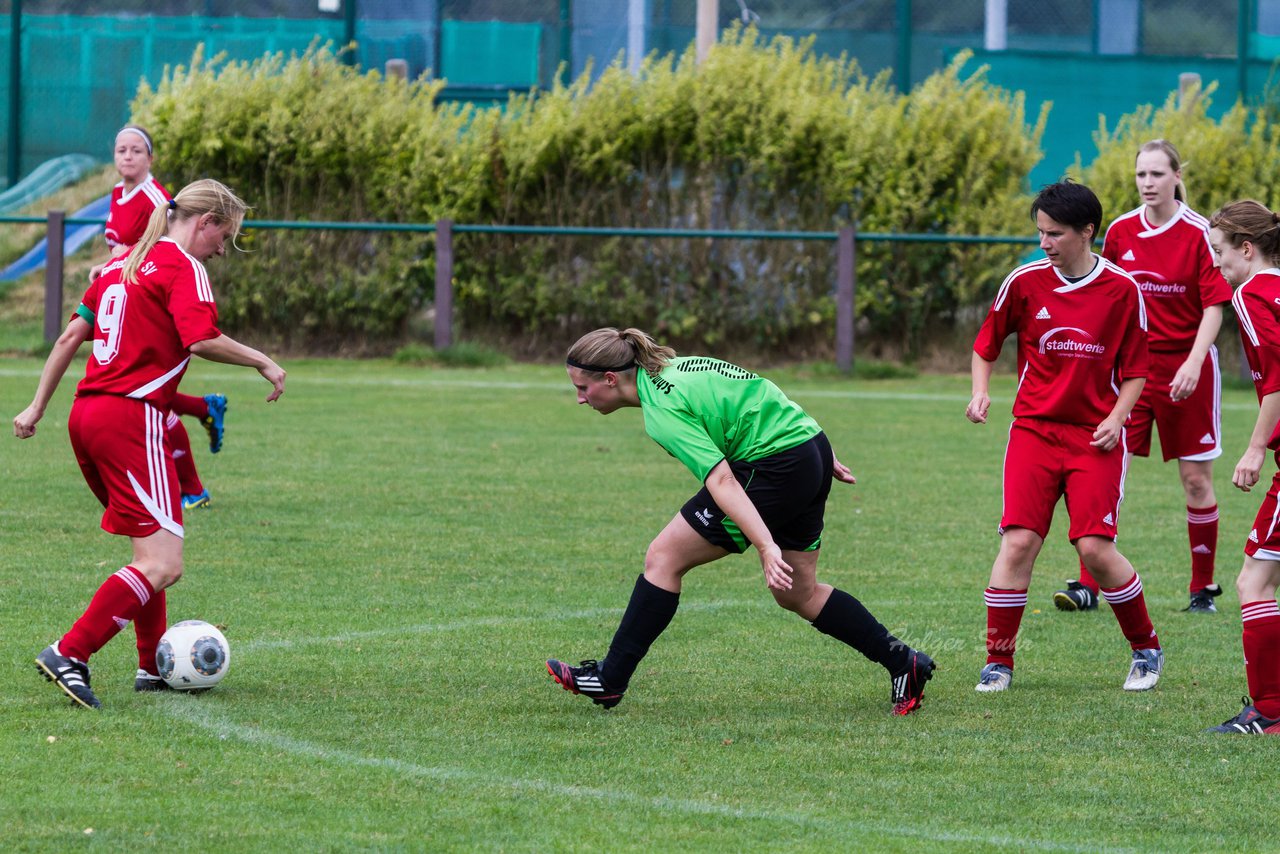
[1123,648,1163,691]
[974,662,1012,693]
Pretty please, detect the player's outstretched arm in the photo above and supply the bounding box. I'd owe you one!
[189,334,286,402]
[13,316,91,439]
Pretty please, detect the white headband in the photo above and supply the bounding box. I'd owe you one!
[116,126,153,156]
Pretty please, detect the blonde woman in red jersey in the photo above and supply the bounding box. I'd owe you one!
[15,179,286,709]
[96,125,229,511]
[1054,140,1232,615]
[1206,201,1280,733]
[967,181,1164,693]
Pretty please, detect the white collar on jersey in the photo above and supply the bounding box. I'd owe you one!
[1052,254,1103,292]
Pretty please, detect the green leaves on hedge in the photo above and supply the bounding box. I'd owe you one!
[132,34,1043,356]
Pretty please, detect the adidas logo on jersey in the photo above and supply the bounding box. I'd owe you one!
[1035,307,1051,320]
[1122,249,1136,261]
[1250,529,1260,543]
[1200,433,1215,444]
[1192,544,1213,555]
[1103,512,1115,526]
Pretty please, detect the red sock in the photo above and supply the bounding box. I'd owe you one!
[984,587,1027,668]
[1076,560,1100,594]
[170,393,208,419]
[1100,573,1160,650]
[134,589,168,675]
[1242,600,1280,719]
[1187,504,1218,592]
[167,416,204,495]
[60,566,154,662]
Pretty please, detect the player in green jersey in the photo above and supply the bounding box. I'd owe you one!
[546,327,936,715]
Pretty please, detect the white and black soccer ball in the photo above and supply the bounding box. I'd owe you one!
[156,620,230,691]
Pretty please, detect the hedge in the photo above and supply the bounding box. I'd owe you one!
[132,32,1046,357]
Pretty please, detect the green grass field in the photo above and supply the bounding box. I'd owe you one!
[2,358,1277,852]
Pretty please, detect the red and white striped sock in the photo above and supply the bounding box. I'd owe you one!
[166,415,204,496]
[1242,600,1280,719]
[1075,561,1100,595]
[1187,504,1218,592]
[1100,572,1160,651]
[134,589,168,675]
[984,587,1027,668]
[169,393,208,419]
[60,566,154,662]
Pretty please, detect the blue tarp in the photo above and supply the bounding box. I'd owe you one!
[0,194,110,281]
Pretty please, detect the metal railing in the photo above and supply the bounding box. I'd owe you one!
[6,212,1038,371]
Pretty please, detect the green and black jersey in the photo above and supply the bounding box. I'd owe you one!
[637,356,821,483]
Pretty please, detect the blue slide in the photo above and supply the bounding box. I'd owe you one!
[0,194,111,281]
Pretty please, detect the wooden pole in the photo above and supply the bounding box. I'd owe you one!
[836,225,855,373]
[43,210,65,343]
[434,219,454,350]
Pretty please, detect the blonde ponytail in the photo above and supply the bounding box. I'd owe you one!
[567,327,676,375]
[122,178,248,284]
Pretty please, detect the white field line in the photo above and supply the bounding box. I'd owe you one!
[163,700,1128,853]
[238,600,763,652]
[0,366,1260,409]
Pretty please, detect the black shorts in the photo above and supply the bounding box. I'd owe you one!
[680,432,834,554]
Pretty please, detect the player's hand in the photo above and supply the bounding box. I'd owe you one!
[13,405,43,439]
[759,543,794,591]
[966,392,991,424]
[259,363,287,402]
[89,262,105,282]
[832,454,857,485]
[1091,416,1123,451]
[1170,359,1200,401]
[1234,447,1266,492]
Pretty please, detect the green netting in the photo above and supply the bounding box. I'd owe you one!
[965,50,1270,187]
[441,20,540,86]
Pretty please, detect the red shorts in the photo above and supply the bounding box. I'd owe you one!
[1000,417,1127,542]
[68,395,184,539]
[1245,459,1280,560]
[1126,346,1222,462]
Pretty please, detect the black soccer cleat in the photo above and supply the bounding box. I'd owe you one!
[1184,584,1223,614]
[546,658,625,709]
[1053,580,1099,612]
[1206,696,1280,734]
[134,669,172,692]
[890,649,936,716]
[36,644,101,709]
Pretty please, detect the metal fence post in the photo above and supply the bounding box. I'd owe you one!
[43,209,65,343]
[434,219,453,350]
[835,225,855,374]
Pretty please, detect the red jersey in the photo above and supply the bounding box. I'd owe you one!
[1101,202,1231,352]
[1233,270,1280,448]
[104,175,170,249]
[74,238,221,411]
[974,256,1150,427]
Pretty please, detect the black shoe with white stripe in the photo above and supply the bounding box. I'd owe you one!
[1184,584,1223,614]
[890,649,936,715]
[134,669,172,692]
[1053,580,1098,611]
[36,644,101,709]
[546,658,625,709]
[1206,696,1280,734]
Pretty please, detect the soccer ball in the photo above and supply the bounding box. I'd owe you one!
[156,620,231,691]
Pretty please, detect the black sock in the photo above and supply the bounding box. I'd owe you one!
[811,587,909,672]
[600,574,680,690]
